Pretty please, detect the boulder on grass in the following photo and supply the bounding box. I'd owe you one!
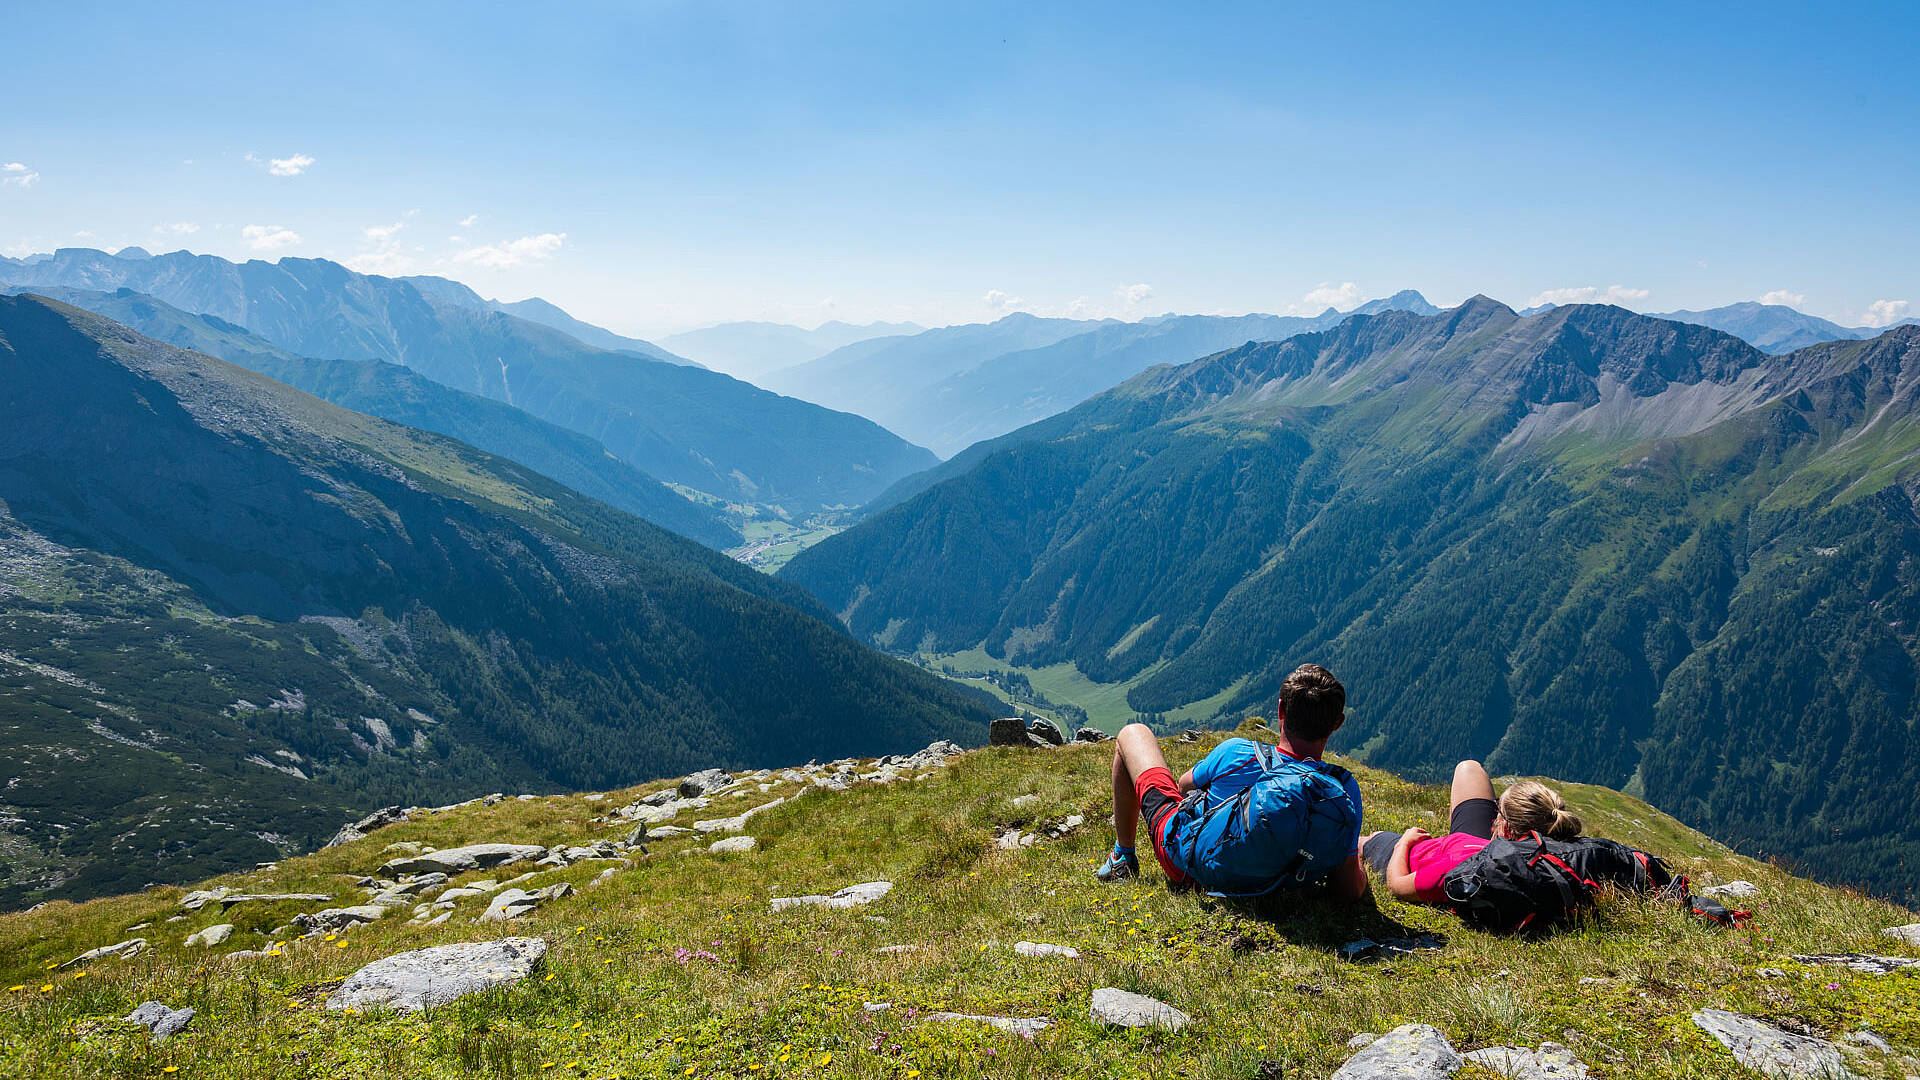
[326,938,547,1013]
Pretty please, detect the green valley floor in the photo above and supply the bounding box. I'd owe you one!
[3,726,1918,1079]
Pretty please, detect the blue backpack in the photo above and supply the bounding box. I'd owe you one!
[1163,744,1360,897]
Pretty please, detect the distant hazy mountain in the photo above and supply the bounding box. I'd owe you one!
[662,320,923,381]
[1656,301,1869,354]
[15,286,741,548]
[784,300,1920,897]
[0,293,994,906]
[0,248,936,509]
[765,294,1439,458]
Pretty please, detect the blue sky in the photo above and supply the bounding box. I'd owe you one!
[2,1,1914,336]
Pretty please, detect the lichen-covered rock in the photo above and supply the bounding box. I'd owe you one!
[1791,953,1920,975]
[184,923,234,948]
[325,805,409,848]
[925,1011,1052,1036]
[1089,987,1190,1031]
[1692,1009,1860,1079]
[1330,1023,1463,1079]
[326,938,547,1013]
[1013,941,1080,959]
[1699,880,1759,898]
[126,1001,194,1042]
[709,836,757,854]
[771,881,893,911]
[292,905,387,933]
[479,883,572,922]
[1464,1042,1590,1078]
[380,843,546,877]
[679,768,734,798]
[1882,923,1920,947]
[66,938,147,965]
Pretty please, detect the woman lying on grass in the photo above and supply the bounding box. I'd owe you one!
[1359,760,1582,903]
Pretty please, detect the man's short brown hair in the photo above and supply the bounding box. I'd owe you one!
[1279,663,1345,742]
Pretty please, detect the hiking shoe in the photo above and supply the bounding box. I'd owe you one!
[1095,849,1139,882]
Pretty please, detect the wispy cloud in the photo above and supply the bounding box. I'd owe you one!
[449,232,566,269]
[246,152,315,177]
[1302,281,1364,311]
[458,214,479,228]
[240,224,301,251]
[983,289,1027,313]
[155,222,200,236]
[1862,299,1912,328]
[3,237,43,258]
[1758,288,1806,307]
[344,221,416,275]
[1,162,39,188]
[1526,285,1651,309]
[363,221,405,243]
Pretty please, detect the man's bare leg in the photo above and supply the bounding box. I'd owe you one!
[1111,722,1172,849]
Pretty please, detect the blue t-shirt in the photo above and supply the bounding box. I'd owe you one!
[1164,738,1364,880]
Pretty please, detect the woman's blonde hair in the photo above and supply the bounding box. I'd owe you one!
[1498,780,1583,840]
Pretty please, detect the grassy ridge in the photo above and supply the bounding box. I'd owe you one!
[3,728,1916,1079]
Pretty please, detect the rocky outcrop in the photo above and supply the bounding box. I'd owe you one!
[327,938,548,1013]
[679,769,734,798]
[479,883,572,922]
[1073,726,1110,743]
[1330,1024,1463,1079]
[1791,953,1920,974]
[771,881,893,912]
[325,805,410,848]
[292,905,387,933]
[1463,1042,1589,1078]
[1883,923,1920,947]
[184,923,234,948]
[64,938,146,966]
[1089,987,1190,1031]
[1692,1009,1860,1079]
[380,843,546,877]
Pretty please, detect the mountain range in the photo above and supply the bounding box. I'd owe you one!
[0,249,937,510]
[10,286,741,548]
[764,293,1441,456]
[1653,300,1916,354]
[784,300,1920,899]
[0,294,993,907]
[661,319,924,382]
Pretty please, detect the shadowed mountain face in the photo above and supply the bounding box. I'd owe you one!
[784,299,1920,898]
[13,287,741,549]
[0,295,993,907]
[0,249,937,509]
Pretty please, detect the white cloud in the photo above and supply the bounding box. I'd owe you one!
[267,153,315,177]
[364,221,405,243]
[1526,285,1651,309]
[155,222,200,236]
[4,238,43,258]
[1303,282,1364,312]
[458,214,479,228]
[982,289,1026,313]
[1758,289,1806,308]
[344,249,417,275]
[1863,299,1912,328]
[1,162,39,188]
[73,230,96,239]
[241,224,301,251]
[449,232,567,269]
[1120,283,1154,307]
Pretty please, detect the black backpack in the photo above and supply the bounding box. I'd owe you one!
[1441,833,1741,934]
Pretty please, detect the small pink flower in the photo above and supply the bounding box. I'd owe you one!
[1826,982,1841,990]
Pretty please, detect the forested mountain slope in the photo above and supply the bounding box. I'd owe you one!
[0,295,993,908]
[784,299,1920,898]
[11,287,739,548]
[0,249,937,509]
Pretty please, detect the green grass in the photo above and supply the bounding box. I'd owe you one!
[3,728,1917,1079]
[922,648,1239,734]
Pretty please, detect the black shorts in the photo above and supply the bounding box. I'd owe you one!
[1362,797,1498,874]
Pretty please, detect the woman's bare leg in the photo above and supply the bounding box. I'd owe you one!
[1451,759,1496,812]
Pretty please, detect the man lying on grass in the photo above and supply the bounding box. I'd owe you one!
[1096,663,1369,901]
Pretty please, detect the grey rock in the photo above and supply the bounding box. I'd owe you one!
[381,841,427,857]
[1883,924,1920,948]
[292,905,388,933]
[1844,1031,1892,1054]
[1464,1042,1589,1078]
[325,805,410,848]
[1089,987,1191,1031]
[423,909,454,927]
[996,829,1036,850]
[778,769,809,783]
[126,1001,195,1042]
[1700,880,1760,898]
[874,944,918,954]
[1009,793,1041,809]
[647,825,694,838]
[709,836,757,854]
[771,881,894,912]
[624,822,650,846]
[679,768,734,798]
[327,937,547,1013]
[1331,1023,1463,1079]
[1792,954,1920,975]
[925,1011,1053,1036]
[380,843,546,877]
[1347,1033,1379,1049]
[587,867,619,889]
[900,740,965,770]
[391,872,448,894]
[1013,941,1080,959]
[639,788,680,807]
[66,937,147,965]
[479,882,573,922]
[1025,718,1066,746]
[1758,968,1790,979]
[185,923,235,948]
[1693,1009,1860,1079]
[1074,726,1110,743]
[179,887,230,911]
[989,716,1030,746]
[864,1002,893,1012]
